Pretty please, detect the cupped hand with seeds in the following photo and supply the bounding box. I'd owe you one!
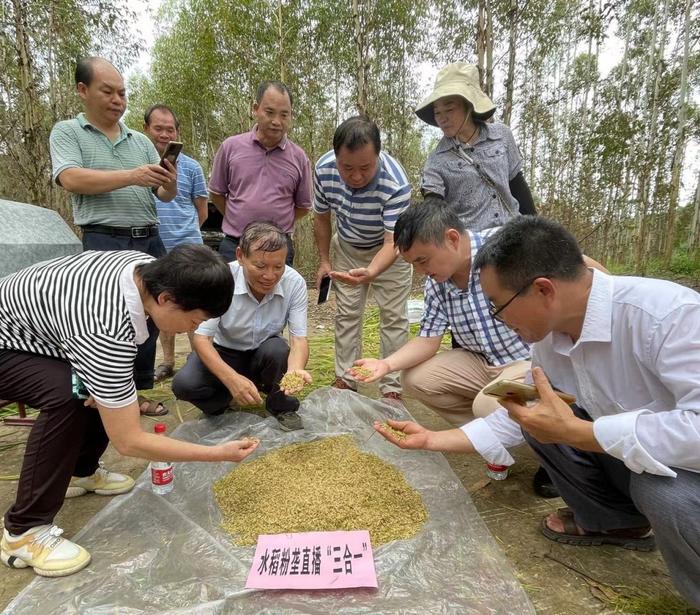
[349,358,390,383]
[218,436,260,462]
[279,369,312,395]
[374,419,477,454]
[373,419,430,449]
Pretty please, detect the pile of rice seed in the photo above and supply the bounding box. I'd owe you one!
[214,435,427,546]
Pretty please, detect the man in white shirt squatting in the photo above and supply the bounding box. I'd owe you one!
[374,216,700,608]
[172,221,311,432]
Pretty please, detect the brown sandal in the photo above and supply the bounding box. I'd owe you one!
[541,507,655,551]
[138,397,169,417]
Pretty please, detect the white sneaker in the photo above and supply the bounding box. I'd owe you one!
[65,465,135,499]
[1,525,91,577]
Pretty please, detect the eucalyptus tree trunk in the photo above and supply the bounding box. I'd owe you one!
[476,0,486,90]
[502,0,517,125]
[689,171,700,253]
[352,0,368,115]
[11,0,45,206]
[634,0,668,274]
[276,0,286,82]
[485,0,494,98]
[663,0,692,267]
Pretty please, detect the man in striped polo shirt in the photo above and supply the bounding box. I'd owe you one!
[0,246,258,577]
[143,104,209,382]
[49,57,177,417]
[313,116,412,403]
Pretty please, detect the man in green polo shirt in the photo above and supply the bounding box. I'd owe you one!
[49,56,178,416]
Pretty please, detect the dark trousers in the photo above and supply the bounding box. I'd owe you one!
[0,350,109,534]
[82,230,166,390]
[525,405,700,607]
[172,337,299,416]
[219,234,295,266]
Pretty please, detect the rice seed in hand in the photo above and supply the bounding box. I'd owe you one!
[381,422,407,441]
[280,372,305,391]
[214,435,427,546]
[351,366,374,379]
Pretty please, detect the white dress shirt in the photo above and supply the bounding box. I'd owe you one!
[196,261,308,350]
[462,269,700,477]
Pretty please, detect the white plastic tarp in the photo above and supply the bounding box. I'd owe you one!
[5,388,535,614]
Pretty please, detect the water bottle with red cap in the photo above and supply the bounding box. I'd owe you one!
[150,423,174,495]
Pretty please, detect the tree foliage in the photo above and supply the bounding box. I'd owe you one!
[0,0,141,219]
[0,0,698,274]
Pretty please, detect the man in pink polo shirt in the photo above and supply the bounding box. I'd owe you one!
[208,81,313,266]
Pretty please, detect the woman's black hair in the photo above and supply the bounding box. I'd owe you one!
[136,245,233,317]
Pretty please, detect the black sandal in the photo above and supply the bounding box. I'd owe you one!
[154,363,175,383]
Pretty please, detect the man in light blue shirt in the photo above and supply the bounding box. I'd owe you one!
[172,222,310,431]
[143,104,208,381]
[143,105,208,250]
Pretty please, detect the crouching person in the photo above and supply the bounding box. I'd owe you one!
[172,221,311,432]
[374,216,700,609]
[0,245,259,577]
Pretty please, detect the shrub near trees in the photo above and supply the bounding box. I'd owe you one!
[2,0,698,277]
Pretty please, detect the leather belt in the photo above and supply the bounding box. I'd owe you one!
[82,224,159,238]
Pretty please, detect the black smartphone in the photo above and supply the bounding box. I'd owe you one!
[160,141,183,167]
[318,274,332,304]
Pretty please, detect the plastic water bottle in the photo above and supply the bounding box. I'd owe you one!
[150,423,174,494]
[486,462,509,481]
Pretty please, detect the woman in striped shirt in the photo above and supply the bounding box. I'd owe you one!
[0,245,258,577]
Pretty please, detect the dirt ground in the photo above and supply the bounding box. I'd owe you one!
[0,292,696,614]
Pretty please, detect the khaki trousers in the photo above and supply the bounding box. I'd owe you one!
[332,234,412,394]
[402,348,531,426]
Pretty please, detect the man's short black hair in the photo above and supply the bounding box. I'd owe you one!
[255,80,293,107]
[333,116,381,155]
[393,196,466,253]
[75,56,117,87]
[136,245,233,317]
[239,221,288,257]
[144,104,180,131]
[473,216,587,291]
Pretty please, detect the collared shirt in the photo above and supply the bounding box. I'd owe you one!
[208,127,313,237]
[462,269,700,477]
[419,227,530,366]
[196,261,307,350]
[0,250,153,408]
[421,121,522,231]
[313,150,412,247]
[49,113,160,226]
[155,153,206,251]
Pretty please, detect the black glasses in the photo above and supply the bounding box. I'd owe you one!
[489,278,536,322]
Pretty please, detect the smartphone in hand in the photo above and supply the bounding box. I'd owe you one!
[482,379,576,404]
[318,274,332,304]
[160,141,183,167]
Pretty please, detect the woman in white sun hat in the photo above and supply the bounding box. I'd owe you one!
[415,63,558,499]
[416,62,536,231]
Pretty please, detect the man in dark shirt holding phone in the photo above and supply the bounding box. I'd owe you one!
[49,57,178,417]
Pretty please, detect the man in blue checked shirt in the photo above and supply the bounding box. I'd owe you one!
[353,197,556,496]
[352,197,531,423]
[143,104,208,382]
